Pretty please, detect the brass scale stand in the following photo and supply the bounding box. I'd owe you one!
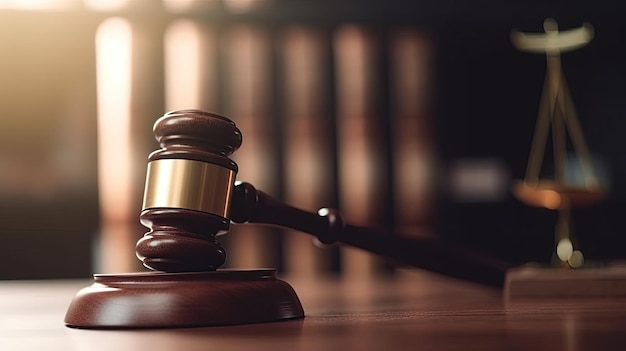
[511,18,603,268]
[506,19,626,298]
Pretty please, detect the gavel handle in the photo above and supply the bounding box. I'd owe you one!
[230,182,511,288]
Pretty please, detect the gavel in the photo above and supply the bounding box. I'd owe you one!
[65,109,511,329]
[137,109,509,286]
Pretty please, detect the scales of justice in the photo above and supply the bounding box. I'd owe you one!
[510,18,604,268]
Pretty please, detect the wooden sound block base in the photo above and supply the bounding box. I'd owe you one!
[64,270,304,329]
[505,265,626,300]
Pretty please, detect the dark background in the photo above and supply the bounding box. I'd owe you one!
[1,0,625,279]
[430,1,626,264]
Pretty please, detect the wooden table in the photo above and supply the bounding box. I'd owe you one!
[2,270,626,351]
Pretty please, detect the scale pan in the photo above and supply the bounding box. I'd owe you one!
[512,180,606,210]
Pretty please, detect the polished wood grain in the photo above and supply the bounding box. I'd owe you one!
[506,265,626,298]
[2,271,626,351]
[64,270,304,328]
[139,109,242,273]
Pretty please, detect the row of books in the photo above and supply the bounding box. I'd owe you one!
[97,19,436,277]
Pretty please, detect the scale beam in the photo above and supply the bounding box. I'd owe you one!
[511,18,594,55]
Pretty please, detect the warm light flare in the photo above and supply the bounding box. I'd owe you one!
[0,0,69,9]
[164,20,202,110]
[568,250,584,268]
[95,17,133,222]
[83,0,128,11]
[541,189,562,210]
[556,238,573,262]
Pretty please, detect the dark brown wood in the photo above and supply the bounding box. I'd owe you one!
[150,109,242,166]
[137,208,228,272]
[64,270,304,328]
[7,275,626,350]
[505,265,626,298]
[139,110,241,273]
[230,181,511,288]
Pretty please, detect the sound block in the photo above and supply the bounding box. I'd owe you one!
[505,264,626,300]
[64,269,304,328]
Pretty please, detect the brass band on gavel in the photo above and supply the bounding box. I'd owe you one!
[142,159,236,219]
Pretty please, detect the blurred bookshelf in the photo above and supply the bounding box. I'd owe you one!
[1,0,625,279]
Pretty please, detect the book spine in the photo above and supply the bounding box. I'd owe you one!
[281,27,336,278]
[222,25,279,269]
[390,29,435,235]
[334,25,387,279]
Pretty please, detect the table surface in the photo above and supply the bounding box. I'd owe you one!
[2,269,626,351]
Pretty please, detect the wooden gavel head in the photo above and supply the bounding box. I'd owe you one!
[136,109,242,272]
